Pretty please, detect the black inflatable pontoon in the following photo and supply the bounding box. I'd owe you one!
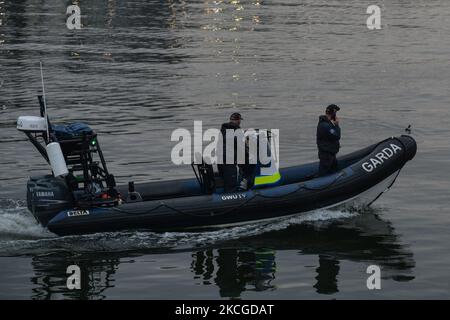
[18,97,417,236]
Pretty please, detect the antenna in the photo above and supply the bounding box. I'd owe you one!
[40,61,50,143]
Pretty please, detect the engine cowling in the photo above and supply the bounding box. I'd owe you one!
[27,175,73,226]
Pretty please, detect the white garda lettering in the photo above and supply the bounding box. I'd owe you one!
[361,143,403,173]
[370,158,382,168]
[376,152,388,162]
[362,162,374,172]
[391,143,402,153]
[382,147,394,157]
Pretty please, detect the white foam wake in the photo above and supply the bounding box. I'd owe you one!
[0,200,357,256]
[0,199,54,240]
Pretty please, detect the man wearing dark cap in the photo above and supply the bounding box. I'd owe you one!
[317,104,341,176]
[229,112,243,125]
[219,113,243,192]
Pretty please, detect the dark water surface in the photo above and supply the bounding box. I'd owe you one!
[1,0,449,299]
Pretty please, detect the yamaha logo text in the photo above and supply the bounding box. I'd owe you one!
[35,191,54,197]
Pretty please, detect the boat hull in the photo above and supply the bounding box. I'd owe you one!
[40,135,416,236]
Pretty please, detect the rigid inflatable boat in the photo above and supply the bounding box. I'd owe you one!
[18,96,417,236]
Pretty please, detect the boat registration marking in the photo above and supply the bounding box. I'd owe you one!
[221,193,247,201]
[67,210,90,217]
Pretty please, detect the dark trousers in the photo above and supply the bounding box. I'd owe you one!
[318,151,338,177]
[218,164,238,192]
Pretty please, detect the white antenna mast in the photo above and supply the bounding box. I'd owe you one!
[39,61,50,142]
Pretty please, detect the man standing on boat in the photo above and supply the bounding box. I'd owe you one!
[219,112,243,192]
[317,104,341,177]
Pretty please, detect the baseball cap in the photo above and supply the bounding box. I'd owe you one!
[230,112,243,120]
[326,104,340,113]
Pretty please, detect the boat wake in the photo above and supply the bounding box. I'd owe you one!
[0,199,54,241]
[0,198,359,256]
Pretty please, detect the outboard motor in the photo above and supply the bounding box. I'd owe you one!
[17,95,118,226]
[26,175,74,226]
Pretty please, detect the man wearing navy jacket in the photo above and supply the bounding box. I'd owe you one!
[316,104,341,177]
[219,112,243,192]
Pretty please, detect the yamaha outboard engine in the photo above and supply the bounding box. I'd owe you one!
[26,175,74,226]
[18,95,118,227]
